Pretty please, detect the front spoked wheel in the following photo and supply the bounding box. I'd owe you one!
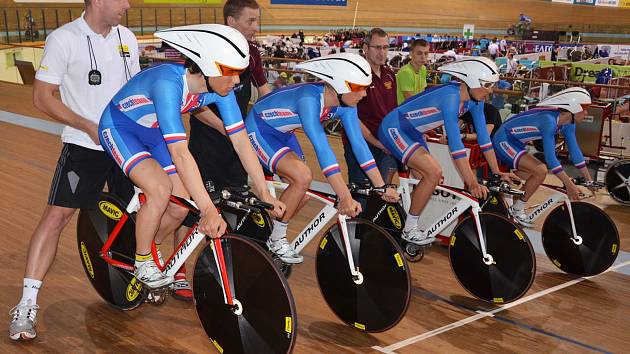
[449,212,535,304]
[76,193,145,310]
[193,235,296,354]
[316,219,411,332]
[542,202,620,276]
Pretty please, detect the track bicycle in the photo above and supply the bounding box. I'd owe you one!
[355,174,536,304]
[265,178,411,332]
[76,187,297,353]
[481,177,620,277]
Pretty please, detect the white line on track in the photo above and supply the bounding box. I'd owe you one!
[372,259,630,353]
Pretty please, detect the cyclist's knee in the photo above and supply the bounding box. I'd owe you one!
[165,202,189,222]
[286,163,312,190]
[144,179,173,209]
[532,164,547,179]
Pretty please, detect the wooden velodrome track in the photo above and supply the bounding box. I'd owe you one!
[1,81,630,353]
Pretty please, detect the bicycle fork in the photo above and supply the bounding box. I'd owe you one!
[337,215,364,285]
[209,238,242,315]
[471,206,496,265]
[562,200,582,246]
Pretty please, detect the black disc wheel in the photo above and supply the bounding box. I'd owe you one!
[605,159,630,204]
[542,202,620,276]
[76,193,145,310]
[193,235,296,354]
[449,212,535,304]
[316,219,411,332]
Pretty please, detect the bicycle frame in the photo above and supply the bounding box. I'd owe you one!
[266,180,364,282]
[97,187,237,305]
[502,183,583,245]
[397,175,496,263]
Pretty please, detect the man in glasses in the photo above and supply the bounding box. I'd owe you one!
[344,28,398,186]
[244,53,399,264]
[492,87,594,227]
[377,57,517,246]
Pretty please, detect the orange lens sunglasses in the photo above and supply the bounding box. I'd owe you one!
[345,81,370,93]
[216,62,246,76]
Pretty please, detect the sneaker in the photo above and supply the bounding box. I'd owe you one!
[267,238,303,264]
[172,278,193,302]
[509,207,534,228]
[9,300,39,341]
[134,260,174,289]
[402,226,435,246]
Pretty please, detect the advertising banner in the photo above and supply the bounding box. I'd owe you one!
[620,0,630,7]
[523,40,554,53]
[552,0,573,3]
[595,0,619,6]
[570,63,630,82]
[270,0,347,5]
[573,0,596,4]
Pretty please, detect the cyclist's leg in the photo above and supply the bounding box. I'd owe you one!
[406,149,442,215]
[514,154,547,202]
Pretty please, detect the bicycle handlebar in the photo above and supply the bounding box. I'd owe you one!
[484,174,525,196]
[348,183,397,196]
[221,190,275,210]
[572,176,606,189]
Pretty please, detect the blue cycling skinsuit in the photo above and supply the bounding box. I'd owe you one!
[244,82,376,177]
[98,64,244,176]
[492,108,586,173]
[377,83,493,164]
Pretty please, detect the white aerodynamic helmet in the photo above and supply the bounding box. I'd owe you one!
[154,24,249,77]
[296,53,372,94]
[438,57,500,89]
[536,87,591,114]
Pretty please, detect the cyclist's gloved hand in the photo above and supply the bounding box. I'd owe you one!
[262,193,286,219]
[498,171,521,184]
[338,197,362,217]
[381,186,400,203]
[566,182,581,201]
[199,210,227,238]
[468,182,489,199]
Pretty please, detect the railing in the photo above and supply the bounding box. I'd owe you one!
[1,6,222,44]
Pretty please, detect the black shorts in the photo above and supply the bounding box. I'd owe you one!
[188,116,248,192]
[47,143,134,209]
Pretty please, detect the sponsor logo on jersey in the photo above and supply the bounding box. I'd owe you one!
[320,106,337,122]
[388,128,408,151]
[248,133,269,164]
[500,141,517,158]
[118,44,130,57]
[510,126,539,135]
[117,95,152,112]
[404,107,440,120]
[101,129,124,167]
[384,81,393,90]
[181,93,202,113]
[259,108,298,120]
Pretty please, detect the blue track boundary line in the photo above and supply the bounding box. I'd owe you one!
[411,287,612,353]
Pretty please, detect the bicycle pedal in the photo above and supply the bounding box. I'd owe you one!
[145,285,172,305]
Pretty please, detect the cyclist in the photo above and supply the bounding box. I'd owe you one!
[98,24,282,288]
[377,57,518,246]
[492,87,594,227]
[245,53,399,264]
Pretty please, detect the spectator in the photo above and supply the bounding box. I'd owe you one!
[273,71,289,89]
[551,42,559,62]
[396,39,429,104]
[488,38,500,60]
[505,52,518,75]
[344,28,398,185]
[479,35,490,52]
[499,36,508,54]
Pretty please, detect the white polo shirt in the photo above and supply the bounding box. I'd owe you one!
[36,13,140,150]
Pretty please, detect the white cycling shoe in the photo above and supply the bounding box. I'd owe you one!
[267,238,304,264]
[401,226,435,246]
[134,260,174,289]
[509,207,534,228]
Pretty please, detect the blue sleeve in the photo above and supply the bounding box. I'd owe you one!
[560,124,586,168]
[150,79,187,144]
[296,97,341,177]
[211,92,246,135]
[441,92,467,159]
[338,106,377,173]
[540,117,563,174]
[469,101,493,152]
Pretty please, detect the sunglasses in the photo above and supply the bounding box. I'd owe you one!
[580,103,592,111]
[216,62,246,76]
[345,81,370,93]
[480,81,496,89]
